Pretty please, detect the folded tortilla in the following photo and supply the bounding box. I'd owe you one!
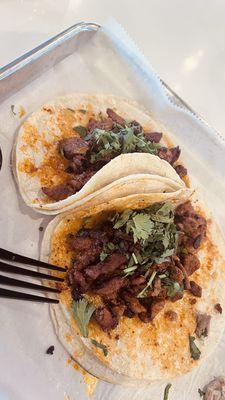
[14,94,188,215]
[40,192,225,385]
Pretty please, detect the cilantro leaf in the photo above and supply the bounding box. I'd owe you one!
[100,242,119,261]
[137,270,157,298]
[91,339,108,356]
[161,277,183,297]
[189,335,201,360]
[73,125,87,137]
[132,213,154,243]
[163,383,172,400]
[71,299,96,338]
[113,210,133,229]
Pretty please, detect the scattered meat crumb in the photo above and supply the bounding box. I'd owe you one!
[39,226,44,232]
[46,345,55,355]
[164,310,178,321]
[215,303,223,314]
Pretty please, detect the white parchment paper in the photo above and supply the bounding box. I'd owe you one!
[0,20,225,400]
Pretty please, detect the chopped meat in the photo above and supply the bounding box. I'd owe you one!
[189,298,197,305]
[164,310,178,321]
[85,253,127,280]
[195,313,211,338]
[169,266,184,284]
[171,291,184,302]
[145,132,162,143]
[87,117,114,133]
[173,256,190,289]
[68,269,89,291]
[215,303,223,314]
[122,291,146,314]
[65,155,85,174]
[93,277,127,297]
[189,281,202,297]
[139,311,152,323]
[106,108,125,126]
[175,164,187,178]
[130,275,146,286]
[70,236,94,252]
[59,137,89,159]
[175,201,194,217]
[42,171,94,201]
[71,286,83,301]
[150,277,162,297]
[181,253,200,276]
[70,232,107,271]
[202,376,225,400]
[94,307,118,331]
[175,202,207,251]
[158,146,181,165]
[99,117,114,131]
[193,234,203,249]
[150,299,166,320]
[112,304,126,319]
[68,171,95,192]
[42,184,74,201]
[124,308,135,318]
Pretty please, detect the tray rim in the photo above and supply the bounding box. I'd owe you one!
[0,20,223,146]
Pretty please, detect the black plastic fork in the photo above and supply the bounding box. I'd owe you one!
[0,248,66,303]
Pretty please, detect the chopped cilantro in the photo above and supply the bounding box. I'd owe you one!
[71,299,95,338]
[137,270,157,298]
[100,242,119,261]
[189,335,201,360]
[112,203,178,272]
[91,339,108,356]
[163,383,172,400]
[162,277,183,297]
[73,125,87,137]
[86,123,159,163]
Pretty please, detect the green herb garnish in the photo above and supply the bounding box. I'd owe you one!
[86,123,159,163]
[67,108,75,113]
[79,109,87,114]
[11,105,16,115]
[163,383,172,400]
[91,339,108,356]
[162,277,183,298]
[73,125,87,137]
[123,265,138,276]
[189,335,201,360]
[137,270,157,298]
[71,299,96,338]
[113,203,178,271]
[100,242,119,261]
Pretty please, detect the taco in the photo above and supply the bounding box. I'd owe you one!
[14,94,188,214]
[41,191,225,385]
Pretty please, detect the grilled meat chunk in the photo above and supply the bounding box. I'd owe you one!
[59,137,89,159]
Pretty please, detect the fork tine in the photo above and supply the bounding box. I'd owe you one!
[0,261,64,282]
[0,288,59,303]
[0,274,61,293]
[0,248,67,272]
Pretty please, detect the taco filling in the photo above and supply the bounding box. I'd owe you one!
[41,108,186,201]
[66,200,206,332]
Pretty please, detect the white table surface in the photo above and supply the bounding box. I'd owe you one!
[0,0,225,136]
